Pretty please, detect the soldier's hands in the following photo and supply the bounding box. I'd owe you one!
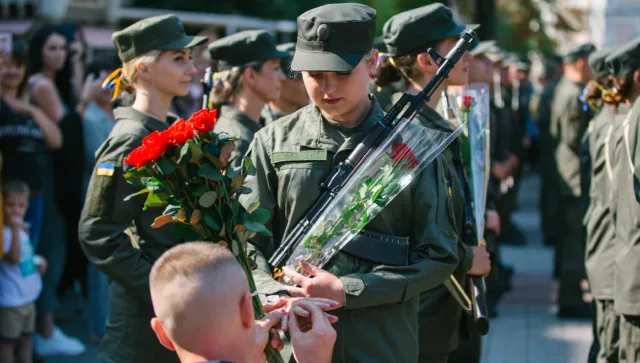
[283,261,346,308]
[492,162,509,180]
[289,300,337,363]
[485,209,501,236]
[468,246,491,277]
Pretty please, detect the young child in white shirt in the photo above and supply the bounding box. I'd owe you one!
[0,180,47,363]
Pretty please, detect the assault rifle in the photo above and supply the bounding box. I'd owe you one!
[268,30,478,313]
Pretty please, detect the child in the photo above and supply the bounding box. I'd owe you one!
[149,242,336,363]
[0,180,47,363]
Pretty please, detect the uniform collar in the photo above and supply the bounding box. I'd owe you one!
[292,95,384,154]
[220,105,262,132]
[113,106,176,132]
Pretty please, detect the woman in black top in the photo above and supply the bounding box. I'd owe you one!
[0,39,61,248]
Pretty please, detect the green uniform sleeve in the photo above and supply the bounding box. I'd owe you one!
[240,135,291,295]
[78,133,154,304]
[560,94,583,153]
[230,137,250,169]
[340,157,460,310]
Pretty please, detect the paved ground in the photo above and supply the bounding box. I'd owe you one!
[46,172,593,363]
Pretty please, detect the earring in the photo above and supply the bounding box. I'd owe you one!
[370,73,375,79]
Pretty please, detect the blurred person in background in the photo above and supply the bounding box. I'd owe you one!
[24,25,85,357]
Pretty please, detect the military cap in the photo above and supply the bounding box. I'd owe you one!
[561,43,596,63]
[383,3,479,57]
[470,40,496,57]
[208,30,289,71]
[588,48,614,79]
[112,14,207,62]
[484,45,505,63]
[373,36,387,52]
[605,36,640,79]
[291,3,376,72]
[277,42,301,79]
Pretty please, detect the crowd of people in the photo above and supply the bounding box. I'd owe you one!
[0,1,639,363]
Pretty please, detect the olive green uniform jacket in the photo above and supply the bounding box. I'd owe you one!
[78,107,181,363]
[412,102,476,361]
[213,105,262,168]
[611,100,640,315]
[240,97,460,363]
[584,105,617,300]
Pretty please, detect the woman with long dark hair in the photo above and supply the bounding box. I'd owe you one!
[24,25,86,357]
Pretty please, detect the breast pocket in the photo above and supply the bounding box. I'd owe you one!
[275,162,329,224]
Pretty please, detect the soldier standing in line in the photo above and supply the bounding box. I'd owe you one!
[551,43,595,319]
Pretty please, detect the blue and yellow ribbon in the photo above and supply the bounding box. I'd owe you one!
[101,68,132,100]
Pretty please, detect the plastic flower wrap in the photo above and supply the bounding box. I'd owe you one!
[446,83,491,242]
[284,118,463,273]
[122,109,282,363]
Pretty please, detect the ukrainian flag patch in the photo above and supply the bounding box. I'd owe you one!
[96,162,115,176]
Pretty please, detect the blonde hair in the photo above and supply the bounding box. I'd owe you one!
[210,67,245,109]
[121,50,162,93]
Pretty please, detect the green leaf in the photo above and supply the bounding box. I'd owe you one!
[231,201,240,216]
[163,205,181,215]
[156,158,176,175]
[172,223,201,241]
[188,140,203,163]
[242,157,256,175]
[244,220,266,233]
[204,212,221,230]
[142,178,163,191]
[370,185,384,203]
[144,191,167,209]
[259,228,273,237]
[123,188,150,201]
[249,208,270,224]
[123,168,149,180]
[177,143,190,164]
[191,184,208,197]
[198,163,222,181]
[382,181,399,196]
[247,202,260,213]
[199,191,218,208]
[236,186,252,195]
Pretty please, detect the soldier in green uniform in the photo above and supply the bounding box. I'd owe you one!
[605,36,640,362]
[207,30,289,167]
[261,42,310,126]
[551,42,596,318]
[580,47,617,363]
[376,5,491,363]
[77,15,207,363]
[239,4,461,362]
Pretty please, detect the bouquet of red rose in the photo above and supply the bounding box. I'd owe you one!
[122,109,283,363]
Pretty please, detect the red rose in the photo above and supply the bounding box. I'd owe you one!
[163,119,195,146]
[390,142,418,168]
[124,145,151,168]
[188,109,218,133]
[462,96,475,111]
[142,130,170,160]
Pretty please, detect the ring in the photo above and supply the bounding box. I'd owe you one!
[478,240,487,247]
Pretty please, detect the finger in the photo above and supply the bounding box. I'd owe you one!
[286,286,307,298]
[298,260,321,277]
[263,296,288,313]
[324,313,339,324]
[287,309,301,335]
[269,328,282,349]
[281,314,289,332]
[292,305,309,317]
[294,300,326,327]
[257,311,286,330]
[282,266,307,287]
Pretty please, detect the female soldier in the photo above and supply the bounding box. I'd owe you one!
[207,30,288,167]
[581,48,619,363]
[376,4,491,363]
[78,14,207,363]
[240,3,460,363]
[604,36,640,362]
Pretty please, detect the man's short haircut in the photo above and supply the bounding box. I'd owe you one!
[150,242,245,345]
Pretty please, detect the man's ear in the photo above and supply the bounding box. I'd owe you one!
[239,292,254,330]
[151,317,176,352]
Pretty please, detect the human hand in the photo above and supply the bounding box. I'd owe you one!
[492,162,509,180]
[507,154,520,170]
[34,255,47,275]
[279,297,339,332]
[468,246,491,277]
[485,209,501,236]
[251,310,286,363]
[289,300,336,363]
[8,216,26,230]
[80,71,107,105]
[283,261,345,308]
[2,95,34,117]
